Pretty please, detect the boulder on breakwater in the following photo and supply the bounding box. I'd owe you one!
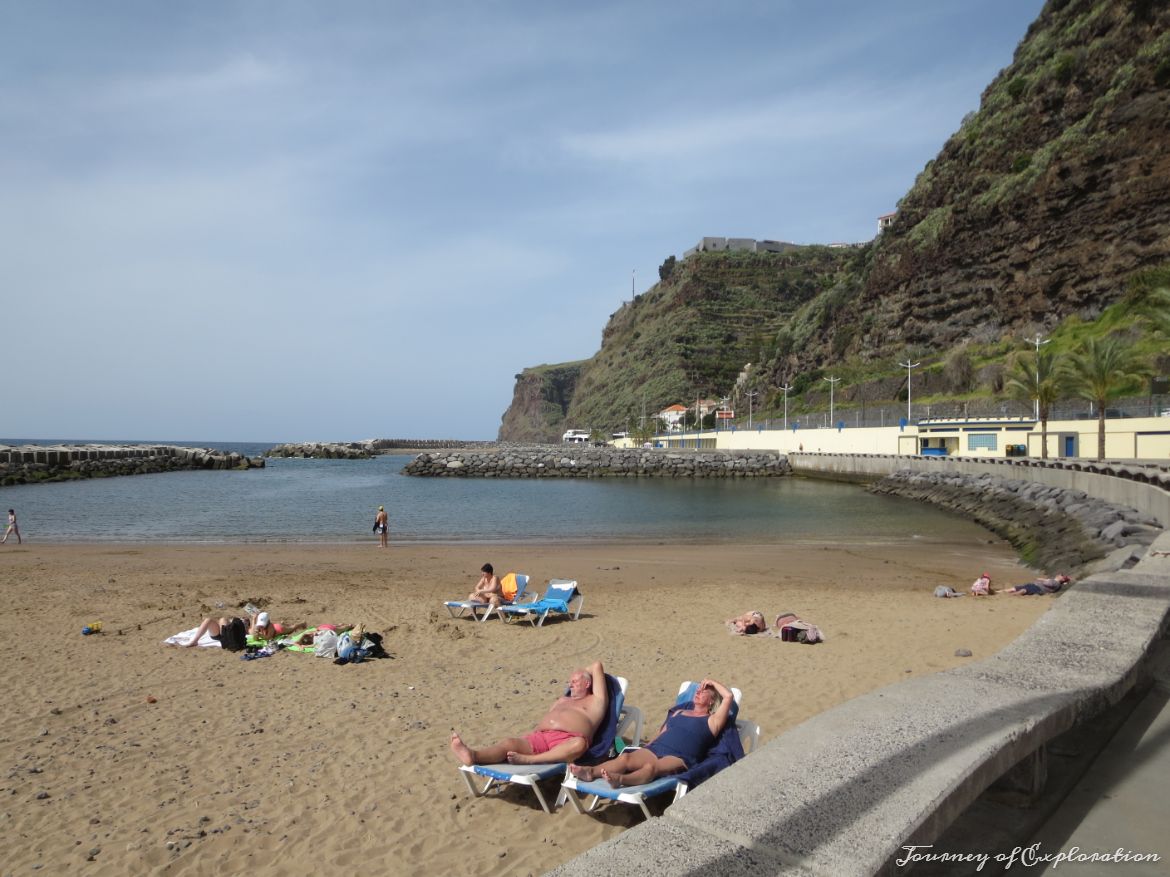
[869,469,1163,574]
[264,442,373,459]
[402,446,789,478]
[0,444,264,486]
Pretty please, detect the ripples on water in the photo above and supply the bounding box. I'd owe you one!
[0,454,990,545]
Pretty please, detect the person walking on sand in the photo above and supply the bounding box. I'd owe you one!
[374,505,389,548]
[450,660,609,766]
[2,509,20,545]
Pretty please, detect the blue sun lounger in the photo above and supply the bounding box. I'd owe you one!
[443,573,530,622]
[560,681,758,819]
[496,578,583,626]
[456,673,642,813]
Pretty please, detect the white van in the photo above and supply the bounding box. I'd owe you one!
[562,429,590,443]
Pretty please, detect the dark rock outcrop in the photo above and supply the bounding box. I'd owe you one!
[404,447,789,478]
[868,469,1163,574]
[0,445,263,486]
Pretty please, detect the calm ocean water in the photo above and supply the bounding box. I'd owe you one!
[0,444,993,545]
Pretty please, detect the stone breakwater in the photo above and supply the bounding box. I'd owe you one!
[869,469,1164,574]
[0,445,263,486]
[402,447,789,478]
[264,442,373,459]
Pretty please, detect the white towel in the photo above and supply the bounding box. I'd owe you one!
[163,626,222,647]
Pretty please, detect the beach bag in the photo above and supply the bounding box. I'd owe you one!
[780,620,823,644]
[336,629,369,663]
[314,629,339,657]
[934,586,961,598]
[219,617,248,652]
[499,573,520,602]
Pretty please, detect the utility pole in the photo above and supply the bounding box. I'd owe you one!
[823,376,841,427]
[899,358,920,424]
[780,383,792,431]
[746,390,758,428]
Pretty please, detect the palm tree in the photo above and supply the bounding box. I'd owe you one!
[1065,336,1150,460]
[1005,348,1063,458]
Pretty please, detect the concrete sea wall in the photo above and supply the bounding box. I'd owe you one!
[0,444,263,486]
[401,447,789,478]
[551,454,1170,877]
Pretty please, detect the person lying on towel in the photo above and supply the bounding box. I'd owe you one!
[569,678,733,788]
[727,610,767,635]
[450,659,608,766]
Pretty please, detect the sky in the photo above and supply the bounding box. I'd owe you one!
[0,0,1047,442]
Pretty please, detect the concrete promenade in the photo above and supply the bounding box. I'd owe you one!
[548,454,1170,877]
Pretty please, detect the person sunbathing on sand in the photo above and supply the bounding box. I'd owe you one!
[1004,574,1071,596]
[183,610,304,647]
[569,678,732,788]
[248,610,306,641]
[727,611,767,635]
[450,659,608,766]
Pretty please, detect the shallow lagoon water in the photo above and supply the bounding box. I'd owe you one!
[1,454,993,545]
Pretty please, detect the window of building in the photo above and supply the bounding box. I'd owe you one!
[968,433,997,451]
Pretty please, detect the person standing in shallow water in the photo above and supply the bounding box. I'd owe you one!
[2,509,20,545]
[374,505,389,548]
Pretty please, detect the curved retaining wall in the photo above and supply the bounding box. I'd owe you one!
[550,454,1170,877]
[402,447,789,477]
[0,444,263,486]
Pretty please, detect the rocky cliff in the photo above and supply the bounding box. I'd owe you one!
[853,0,1170,355]
[500,0,1170,440]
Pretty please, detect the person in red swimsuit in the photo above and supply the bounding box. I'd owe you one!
[450,660,609,766]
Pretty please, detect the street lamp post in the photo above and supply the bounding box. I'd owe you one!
[780,383,792,431]
[823,376,840,427]
[1030,334,1050,420]
[899,358,920,424]
[746,390,758,428]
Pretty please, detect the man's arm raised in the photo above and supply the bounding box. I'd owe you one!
[588,659,608,717]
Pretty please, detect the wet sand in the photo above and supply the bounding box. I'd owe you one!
[0,539,1051,875]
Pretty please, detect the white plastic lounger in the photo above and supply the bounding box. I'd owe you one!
[560,682,756,819]
[444,573,530,622]
[456,675,642,814]
[497,578,583,626]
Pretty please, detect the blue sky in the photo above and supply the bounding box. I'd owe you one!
[0,0,1045,442]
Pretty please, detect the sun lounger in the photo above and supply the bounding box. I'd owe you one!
[456,673,642,813]
[444,573,531,622]
[496,578,583,626]
[560,681,757,819]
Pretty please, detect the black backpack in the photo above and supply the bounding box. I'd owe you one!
[219,617,248,651]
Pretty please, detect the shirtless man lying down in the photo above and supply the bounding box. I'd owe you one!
[449,659,608,765]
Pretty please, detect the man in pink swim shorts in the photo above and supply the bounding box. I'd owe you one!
[450,660,608,766]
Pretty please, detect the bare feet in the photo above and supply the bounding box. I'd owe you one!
[505,751,533,765]
[184,638,199,648]
[602,769,623,788]
[450,732,475,766]
[569,764,596,781]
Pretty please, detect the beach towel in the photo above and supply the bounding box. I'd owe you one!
[164,627,221,647]
[500,572,520,602]
[580,673,625,763]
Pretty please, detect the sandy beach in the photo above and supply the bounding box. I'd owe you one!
[0,538,1052,876]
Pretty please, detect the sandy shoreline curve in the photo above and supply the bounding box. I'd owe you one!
[0,539,1051,875]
